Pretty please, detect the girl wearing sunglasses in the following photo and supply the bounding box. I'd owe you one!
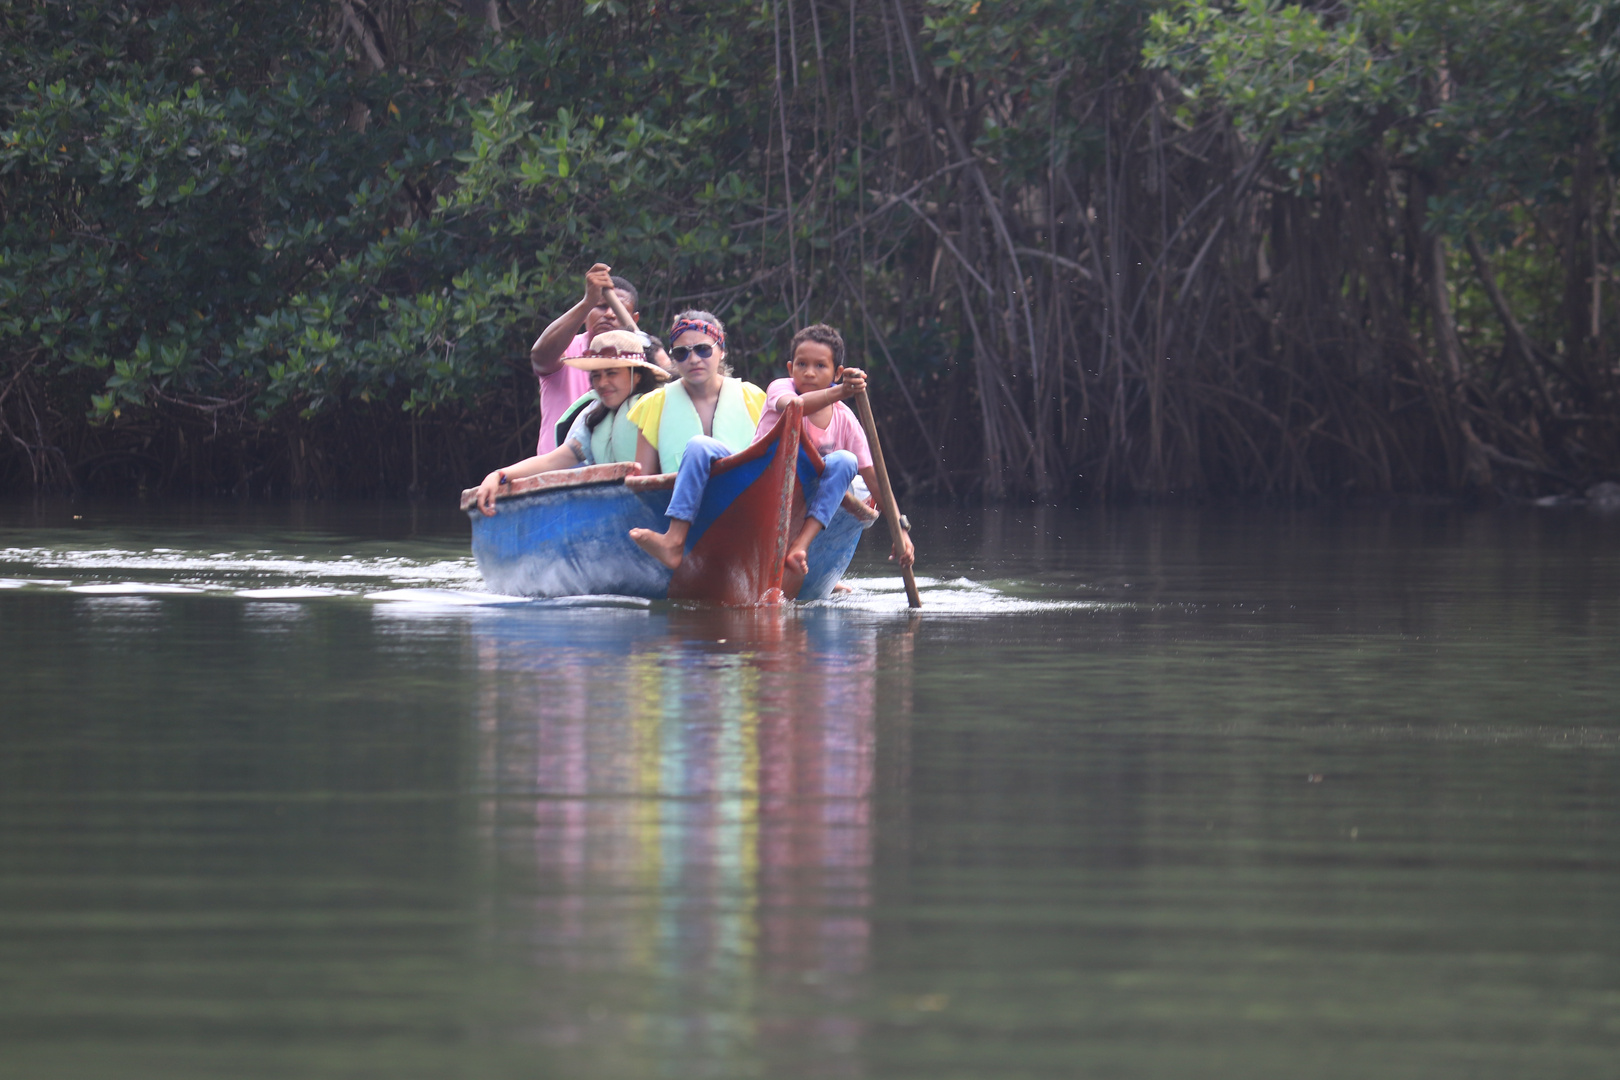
[627,310,767,569]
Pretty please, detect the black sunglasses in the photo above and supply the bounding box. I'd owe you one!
[669,343,717,363]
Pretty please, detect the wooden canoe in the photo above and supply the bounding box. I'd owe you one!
[460,401,879,605]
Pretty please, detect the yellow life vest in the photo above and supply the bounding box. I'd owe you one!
[654,378,759,473]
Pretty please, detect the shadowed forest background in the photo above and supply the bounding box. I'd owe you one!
[3,0,1618,501]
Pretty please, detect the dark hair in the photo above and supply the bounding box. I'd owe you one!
[642,333,676,376]
[584,364,663,431]
[789,323,845,368]
[608,275,638,312]
[669,309,731,376]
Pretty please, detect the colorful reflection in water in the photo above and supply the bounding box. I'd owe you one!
[469,607,915,1077]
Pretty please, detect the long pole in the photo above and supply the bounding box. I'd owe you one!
[853,389,921,608]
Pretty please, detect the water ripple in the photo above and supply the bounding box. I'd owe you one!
[0,542,1096,616]
[0,543,480,594]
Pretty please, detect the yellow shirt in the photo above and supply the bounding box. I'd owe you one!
[628,379,767,450]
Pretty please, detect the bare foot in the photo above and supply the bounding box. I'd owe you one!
[630,527,685,569]
[832,582,853,594]
[784,547,809,576]
[781,546,809,595]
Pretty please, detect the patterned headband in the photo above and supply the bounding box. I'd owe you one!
[668,318,725,349]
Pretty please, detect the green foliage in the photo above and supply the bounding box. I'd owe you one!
[2,0,1617,497]
[0,0,786,443]
[1146,0,1617,212]
[1144,0,1620,495]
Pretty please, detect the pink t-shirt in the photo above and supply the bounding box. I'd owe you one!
[536,333,593,454]
[753,378,873,468]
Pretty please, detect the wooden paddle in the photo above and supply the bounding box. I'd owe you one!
[853,389,921,608]
[602,284,642,336]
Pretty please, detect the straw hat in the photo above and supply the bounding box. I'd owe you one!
[563,329,669,379]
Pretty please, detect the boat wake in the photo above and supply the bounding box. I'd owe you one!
[0,543,481,594]
[804,575,1100,615]
[0,543,1097,617]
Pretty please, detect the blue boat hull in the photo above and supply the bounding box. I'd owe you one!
[471,479,676,599]
[463,409,879,603]
[468,483,874,601]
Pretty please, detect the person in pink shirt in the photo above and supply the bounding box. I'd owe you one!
[754,324,916,582]
[529,263,643,454]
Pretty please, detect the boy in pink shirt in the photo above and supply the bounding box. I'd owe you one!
[754,324,916,581]
[528,263,643,453]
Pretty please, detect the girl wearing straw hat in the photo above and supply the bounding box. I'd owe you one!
[473,331,667,516]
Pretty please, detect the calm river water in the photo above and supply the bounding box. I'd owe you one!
[1,498,1617,1079]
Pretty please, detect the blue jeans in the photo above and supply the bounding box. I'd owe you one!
[665,437,858,528]
[806,450,859,528]
[666,435,731,523]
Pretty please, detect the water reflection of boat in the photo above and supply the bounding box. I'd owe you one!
[460,402,879,605]
[468,607,915,1078]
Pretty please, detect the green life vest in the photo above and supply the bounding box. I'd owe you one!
[587,393,644,465]
[657,378,756,473]
[554,391,597,450]
[556,390,643,465]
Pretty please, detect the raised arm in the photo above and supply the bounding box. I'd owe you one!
[530,263,613,376]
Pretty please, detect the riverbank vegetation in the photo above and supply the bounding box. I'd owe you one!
[3,0,1618,499]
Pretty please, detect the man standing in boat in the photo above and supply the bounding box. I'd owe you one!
[528,263,644,454]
